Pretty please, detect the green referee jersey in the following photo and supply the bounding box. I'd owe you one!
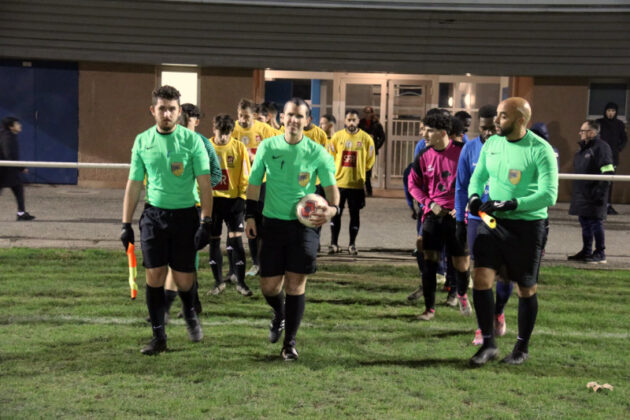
[469,130,558,220]
[129,125,210,209]
[249,134,336,220]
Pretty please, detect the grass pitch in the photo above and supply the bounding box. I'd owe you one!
[1,248,628,419]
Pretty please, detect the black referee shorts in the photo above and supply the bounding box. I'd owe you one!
[473,218,546,288]
[339,187,365,211]
[139,204,199,273]
[421,212,468,257]
[259,217,319,277]
[210,197,244,236]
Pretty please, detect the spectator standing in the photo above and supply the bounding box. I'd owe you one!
[596,102,627,215]
[358,106,385,196]
[0,117,35,221]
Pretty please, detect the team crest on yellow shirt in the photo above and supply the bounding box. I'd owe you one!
[508,169,521,185]
[241,135,250,145]
[298,172,310,187]
[357,141,362,148]
[227,155,235,168]
[171,162,184,177]
[345,141,352,149]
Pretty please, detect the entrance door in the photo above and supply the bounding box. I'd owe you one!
[337,78,387,189]
[385,80,430,189]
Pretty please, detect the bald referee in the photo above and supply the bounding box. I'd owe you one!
[245,98,339,361]
[468,97,558,366]
[121,85,213,355]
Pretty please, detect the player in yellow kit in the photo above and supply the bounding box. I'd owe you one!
[208,114,253,296]
[231,98,278,277]
[328,109,375,255]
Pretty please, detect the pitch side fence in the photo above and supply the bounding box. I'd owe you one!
[1,160,630,182]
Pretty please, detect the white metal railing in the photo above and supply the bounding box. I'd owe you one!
[1,160,630,181]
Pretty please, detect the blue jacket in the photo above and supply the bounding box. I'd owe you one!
[455,135,489,222]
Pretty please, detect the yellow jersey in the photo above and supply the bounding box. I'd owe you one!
[330,128,375,189]
[210,137,251,199]
[232,120,278,159]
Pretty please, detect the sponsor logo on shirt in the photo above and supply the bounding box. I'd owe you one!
[509,169,522,185]
[215,169,230,190]
[298,172,310,187]
[241,135,250,145]
[345,141,352,149]
[427,164,434,173]
[342,150,357,167]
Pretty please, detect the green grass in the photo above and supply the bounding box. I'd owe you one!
[1,248,629,419]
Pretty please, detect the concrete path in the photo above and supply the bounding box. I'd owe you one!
[1,185,628,269]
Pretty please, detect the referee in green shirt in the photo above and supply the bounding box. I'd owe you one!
[245,98,339,361]
[121,86,213,355]
[467,97,558,366]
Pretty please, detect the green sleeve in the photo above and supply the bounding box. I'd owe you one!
[128,135,146,181]
[200,135,222,187]
[249,139,267,186]
[468,141,489,198]
[316,146,337,187]
[192,134,210,177]
[516,142,558,211]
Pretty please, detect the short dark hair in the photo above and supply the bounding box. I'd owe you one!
[2,116,19,130]
[426,108,446,118]
[423,113,452,132]
[455,110,472,120]
[322,114,336,124]
[345,109,360,118]
[180,103,201,126]
[449,117,465,137]
[238,98,254,111]
[260,101,277,117]
[253,103,261,114]
[584,119,600,133]
[213,113,235,135]
[152,85,181,105]
[479,104,497,119]
[285,97,311,116]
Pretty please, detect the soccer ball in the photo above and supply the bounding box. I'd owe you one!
[296,194,328,227]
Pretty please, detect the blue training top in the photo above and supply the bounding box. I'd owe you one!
[455,135,489,222]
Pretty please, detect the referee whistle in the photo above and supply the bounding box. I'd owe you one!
[478,211,497,229]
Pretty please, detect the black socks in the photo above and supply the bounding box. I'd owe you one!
[473,288,495,348]
[515,294,538,354]
[422,259,438,311]
[228,236,246,284]
[264,291,285,320]
[209,238,223,284]
[146,284,166,339]
[284,294,305,348]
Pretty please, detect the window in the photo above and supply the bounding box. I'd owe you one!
[588,83,627,120]
[160,67,199,105]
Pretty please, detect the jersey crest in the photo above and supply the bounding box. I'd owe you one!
[227,155,235,168]
[298,172,310,187]
[241,135,250,145]
[509,169,522,185]
[171,162,184,177]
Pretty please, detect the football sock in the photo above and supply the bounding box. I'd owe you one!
[284,294,305,347]
[226,236,234,276]
[445,256,456,292]
[248,237,259,266]
[146,284,166,339]
[264,291,285,319]
[228,236,246,283]
[164,289,177,314]
[415,248,424,277]
[209,238,223,284]
[473,288,495,348]
[177,287,197,321]
[348,206,360,245]
[515,294,538,353]
[495,280,513,314]
[456,268,470,296]
[422,259,438,311]
[330,213,342,245]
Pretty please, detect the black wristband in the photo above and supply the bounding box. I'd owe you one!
[245,199,259,220]
[122,222,131,229]
[200,216,212,225]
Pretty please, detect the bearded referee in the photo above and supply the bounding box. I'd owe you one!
[121,85,213,355]
[467,97,558,366]
[245,98,339,361]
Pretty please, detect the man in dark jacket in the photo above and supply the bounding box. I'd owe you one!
[358,106,385,196]
[596,102,627,215]
[0,117,35,221]
[568,120,614,263]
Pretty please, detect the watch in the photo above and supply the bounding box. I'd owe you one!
[201,216,212,224]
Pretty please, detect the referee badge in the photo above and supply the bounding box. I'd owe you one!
[171,162,184,177]
[298,172,310,187]
[508,169,521,185]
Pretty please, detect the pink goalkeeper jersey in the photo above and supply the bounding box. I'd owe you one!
[408,140,464,221]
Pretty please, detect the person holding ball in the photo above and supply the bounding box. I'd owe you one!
[245,98,339,361]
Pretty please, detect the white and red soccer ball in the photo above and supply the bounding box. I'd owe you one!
[296,194,328,227]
